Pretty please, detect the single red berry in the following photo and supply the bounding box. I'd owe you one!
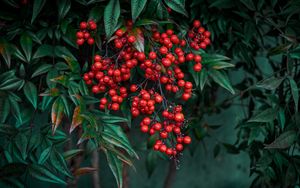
[111,103,120,111]
[193,20,201,28]
[80,22,88,29]
[176,144,184,151]
[183,136,191,144]
[174,113,184,122]
[127,36,136,43]
[193,63,202,72]
[87,38,95,45]
[140,125,149,133]
[76,39,84,45]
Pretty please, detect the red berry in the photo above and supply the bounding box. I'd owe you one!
[76,31,84,38]
[87,38,95,45]
[183,136,191,144]
[160,131,168,139]
[127,36,136,43]
[80,22,88,29]
[111,103,120,111]
[140,125,149,133]
[193,63,202,72]
[193,20,201,28]
[76,39,84,45]
[174,113,184,122]
[176,144,183,151]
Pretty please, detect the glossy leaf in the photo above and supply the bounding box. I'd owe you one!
[131,0,147,21]
[288,77,299,112]
[31,0,47,23]
[51,97,65,133]
[23,82,38,109]
[164,0,188,17]
[209,70,235,94]
[248,108,277,123]
[105,151,123,188]
[265,131,297,149]
[256,77,284,90]
[20,34,33,62]
[28,164,66,185]
[104,0,120,38]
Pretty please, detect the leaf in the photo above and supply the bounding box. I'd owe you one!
[131,0,147,21]
[199,69,208,90]
[288,77,299,112]
[33,44,54,59]
[49,150,72,178]
[31,0,47,23]
[28,164,66,185]
[63,149,84,160]
[58,0,71,19]
[209,70,235,94]
[0,99,10,123]
[164,0,188,17]
[38,147,52,164]
[15,133,28,160]
[70,106,83,133]
[104,0,120,38]
[248,108,277,123]
[31,64,53,78]
[0,78,24,91]
[23,82,38,109]
[209,61,235,70]
[265,131,297,149]
[256,77,284,90]
[20,34,33,62]
[73,167,97,176]
[133,29,144,52]
[0,163,27,179]
[51,97,65,134]
[55,46,76,60]
[104,151,123,188]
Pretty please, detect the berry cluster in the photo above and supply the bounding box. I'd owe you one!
[131,89,163,117]
[188,20,211,50]
[76,20,97,46]
[81,20,211,157]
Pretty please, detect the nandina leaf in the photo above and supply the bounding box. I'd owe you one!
[256,77,284,90]
[208,69,235,94]
[70,106,83,133]
[131,0,147,21]
[38,146,52,164]
[104,151,123,188]
[28,164,66,185]
[20,34,33,62]
[288,77,299,112]
[265,131,297,149]
[23,81,38,109]
[0,99,10,123]
[73,167,97,176]
[31,0,47,23]
[51,97,65,134]
[248,108,277,123]
[57,0,71,20]
[104,0,120,38]
[63,149,84,160]
[164,0,188,17]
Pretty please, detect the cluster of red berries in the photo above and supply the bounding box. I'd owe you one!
[131,89,163,117]
[76,20,97,46]
[188,20,211,50]
[81,20,212,156]
[138,105,191,156]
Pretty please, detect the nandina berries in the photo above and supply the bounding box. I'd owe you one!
[82,20,211,157]
[77,20,97,46]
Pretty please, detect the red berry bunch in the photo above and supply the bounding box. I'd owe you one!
[76,20,97,46]
[81,20,212,156]
[188,20,211,50]
[139,105,192,156]
[130,89,163,117]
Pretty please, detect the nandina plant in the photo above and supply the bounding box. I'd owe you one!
[0,0,235,187]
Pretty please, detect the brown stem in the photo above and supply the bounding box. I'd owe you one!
[122,164,129,188]
[91,150,101,188]
[163,160,177,188]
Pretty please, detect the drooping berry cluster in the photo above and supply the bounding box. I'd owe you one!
[188,20,211,50]
[76,20,97,46]
[81,20,211,157]
[131,89,163,117]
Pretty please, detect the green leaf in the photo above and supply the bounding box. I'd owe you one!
[31,0,47,23]
[55,46,76,60]
[38,146,52,164]
[63,149,84,160]
[58,0,71,20]
[104,151,123,188]
[164,0,188,17]
[23,82,38,109]
[28,164,66,185]
[199,69,208,90]
[248,108,277,123]
[209,61,235,70]
[33,44,55,59]
[208,70,235,94]
[104,0,120,38]
[51,97,65,133]
[20,34,33,62]
[0,78,24,91]
[288,77,299,112]
[265,130,297,149]
[31,64,53,78]
[256,77,284,90]
[15,133,28,160]
[0,99,10,123]
[131,0,147,21]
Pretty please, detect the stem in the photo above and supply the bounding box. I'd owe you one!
[163,160,177,188]
[91,150,101,188]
